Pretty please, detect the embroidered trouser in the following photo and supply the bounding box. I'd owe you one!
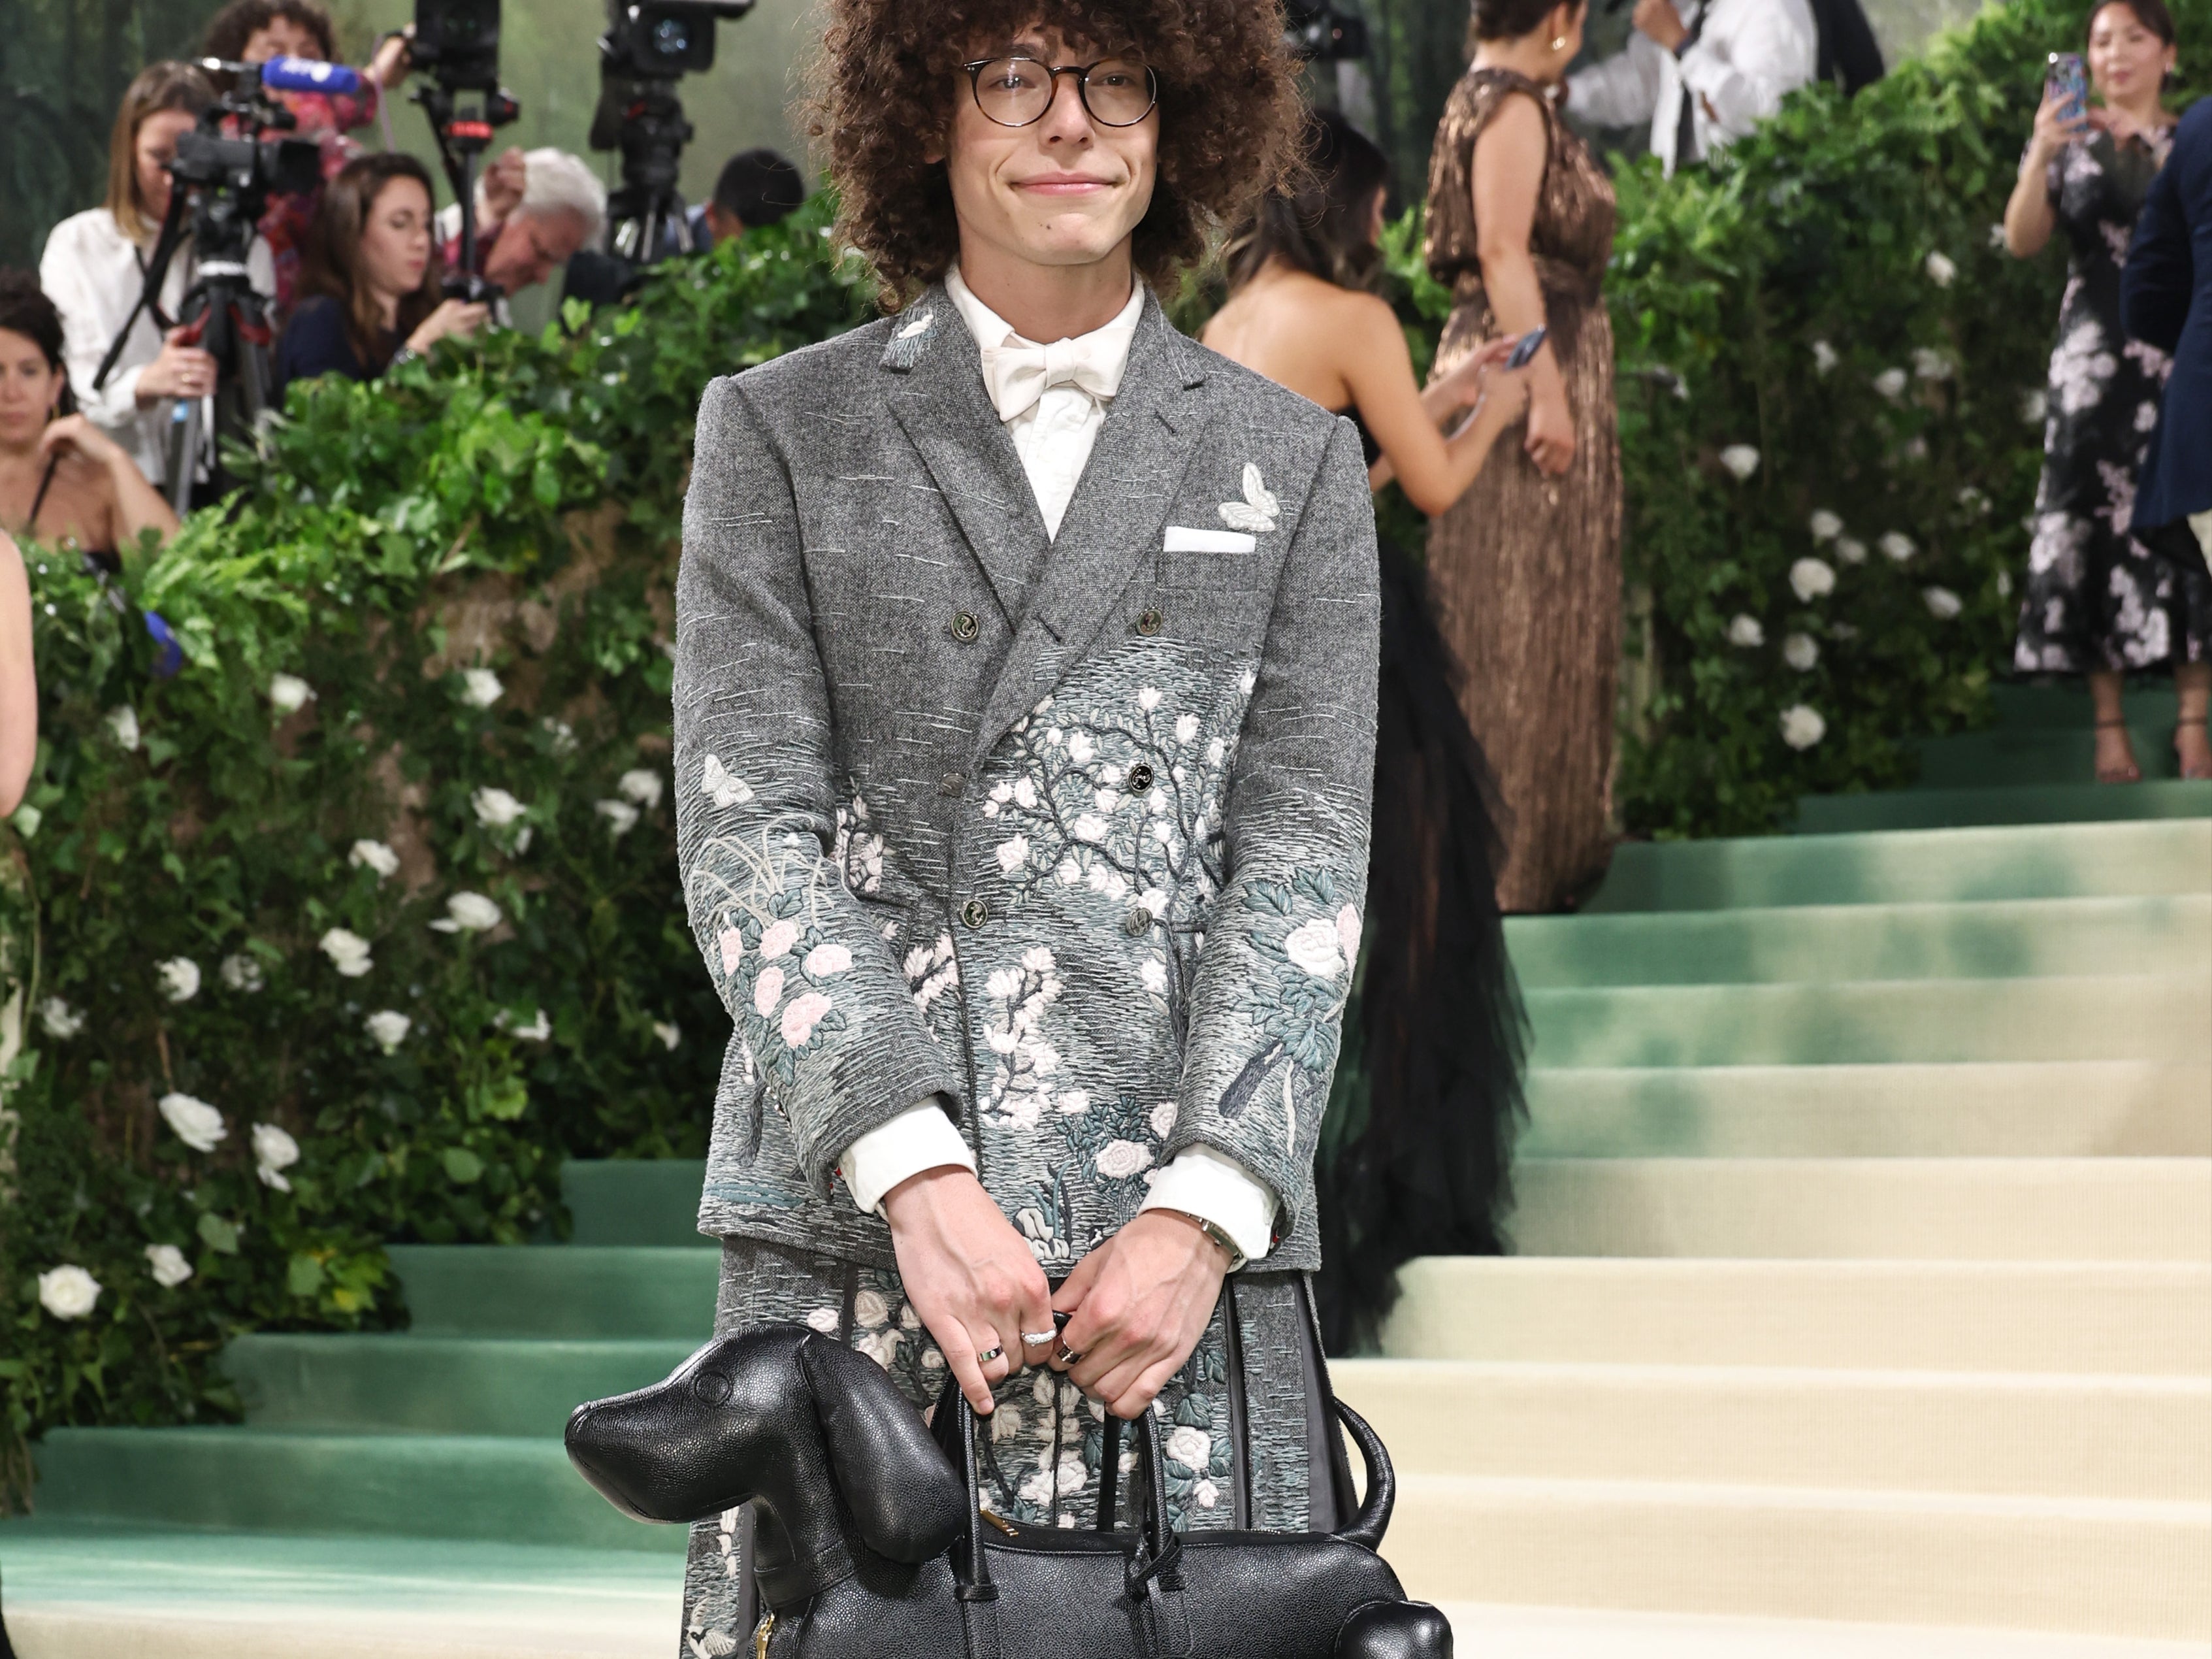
[675,1236,1340,1659]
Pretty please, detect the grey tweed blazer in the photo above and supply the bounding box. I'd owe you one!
[673,283,1379,1273]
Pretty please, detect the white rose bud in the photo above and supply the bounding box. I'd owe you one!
[1783,632,1821,672]
[652,1019,681,1051]
[432,891,503,933]
[1727,614,1765,648]
[156,957,201,1002]
[365,1010,412,1053]
[1836,536,1868,565]
[39,996,86,1038]
[459,667,504,708]
[1925,250,1957,286]
[1879,532,1918,563]
[158,1091,227,1153]
[38,1264,102,1320]
[617,768,664,809]
[106,705,140,752]
[1717,444,1760,482]
[1811,340,1838,374]
[319,928,374,977]
[267,673,316,715]
[1923,586,1963,619]
[1789,558,1837,602]
[349,838,401,880]
[1780,704,1828,750]
[252,1122,301,1174]
[145,1243,193,1289]
[1872,367,1908,401]
[1809,510,1842,542]
[471,787,527,829]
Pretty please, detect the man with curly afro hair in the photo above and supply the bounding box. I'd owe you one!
[668,7,1382,1645]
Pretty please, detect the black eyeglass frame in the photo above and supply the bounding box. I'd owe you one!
[960,55,1161,129]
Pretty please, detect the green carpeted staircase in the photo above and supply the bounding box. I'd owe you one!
[5,682,2209,1655]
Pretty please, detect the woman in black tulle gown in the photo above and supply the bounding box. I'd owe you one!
[1202,109,1533,1353]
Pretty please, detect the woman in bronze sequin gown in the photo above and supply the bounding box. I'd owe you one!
[1424,0,1621,913]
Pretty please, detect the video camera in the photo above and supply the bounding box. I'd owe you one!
[587,0,754,267]
[412,0,502,90]
[412,0,521,301]
[1284,0,1369,61]
[604,0,754,77]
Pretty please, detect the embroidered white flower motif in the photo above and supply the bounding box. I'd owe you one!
[1139,958,1169,994]
[1071,813,1107,843]
[159,1091,227,1153]
[1780,704,1827,750]
[1727,614,1765,648]
[1925,250,1957,287]
[854,1289,891,1329]
[1335,904,1363,967]
[253,1123,301,1191]
[618,768,664,808]
[804,1307,841,1334]
[37,1265,101,1320]
[1836,536,1868,565]
[996,834,1031,874]
[1879,532,1917,563]
[1150,1100,1179,1138]
[1790,558,1836,601]
[1137,686,1162,710]
[459,667,504,708]
[38,996,84,1038]
[595,798,640,835]
[1094,1139,1153,1179]
[365,1010,412,1053]
[1811,340,1838,374]
[652,1019,681,1051]
[157,957,202,1002]
[1282,917,1345,978]
[1923,586,1963,620]
[896,310,934,339]
[432,892,502,933]
[145,1244,193,1289]
[1783,633,1820,671]
[268,672,316,714]
[700,754,754,808]
[800,944,851,981]
[220,953,264,993]
[350,838,400,879]
[1809,510,1842,542]
[754,964,785,1019]
[1717,444,1759,481]
[1218,463,1280,534]
[759,919,799,959]
[107,705,140,751]
[1164,1425,1212,1473]
[781,991,832,1046]
[319,928,373,977]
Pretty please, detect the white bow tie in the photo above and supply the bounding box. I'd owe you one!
[980,335,1126,423]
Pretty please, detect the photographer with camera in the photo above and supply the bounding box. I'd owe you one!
[435,146,605,316]
[275,154,487,398]
[688,148,804,250]
[38,63,275,495]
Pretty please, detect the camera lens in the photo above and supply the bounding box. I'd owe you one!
[652,15,690,55]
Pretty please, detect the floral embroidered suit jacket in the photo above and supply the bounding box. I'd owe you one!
[674,284,1379,1273]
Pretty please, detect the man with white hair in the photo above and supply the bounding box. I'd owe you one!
[436,146,608,312]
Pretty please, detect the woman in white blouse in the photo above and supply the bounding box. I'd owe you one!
[38,61,274,491]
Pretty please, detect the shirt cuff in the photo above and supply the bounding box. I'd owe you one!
[1141,1145,1278,1266]
[838,1096,975,1215]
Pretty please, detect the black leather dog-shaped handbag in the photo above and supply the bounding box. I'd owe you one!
[566,1322,1451,1658]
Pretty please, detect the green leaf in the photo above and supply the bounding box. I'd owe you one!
[442,1147,486,1185]
[197,1213,240,1255]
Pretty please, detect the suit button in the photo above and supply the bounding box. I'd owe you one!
[1135,607,1163,636]
[1126,763,1154,791]
[960,898,988,929]
[1122,906,1152,938]
[939,772,966,797]
[951,610,981,642]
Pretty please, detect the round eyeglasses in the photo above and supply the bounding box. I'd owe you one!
[963,56,1159,129]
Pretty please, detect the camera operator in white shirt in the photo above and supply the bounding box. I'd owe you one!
[1566,0,1818,174]
[39,61,276,493]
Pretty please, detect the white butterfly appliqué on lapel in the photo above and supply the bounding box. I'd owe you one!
[700,754,755,810]
[1217,464,1280,534]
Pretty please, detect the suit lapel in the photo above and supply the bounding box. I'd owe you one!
[883,288,1050,629]
[971,297,1214,766]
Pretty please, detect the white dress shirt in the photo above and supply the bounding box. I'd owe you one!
[836,266,1280,1265]
[1568,0,1817,174]
[40,208,275,488]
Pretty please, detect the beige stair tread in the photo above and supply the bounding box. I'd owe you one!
[1331,1358,2211,1501]
[1384,1474,2211,1639]
[1510,1157,2212,1260]
[1432,1601,2212,1658]
[1380,1257,2212,1373]
[1521,1062,2212,1159]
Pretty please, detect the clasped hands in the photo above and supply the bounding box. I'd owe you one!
[880,1165,1231,1421]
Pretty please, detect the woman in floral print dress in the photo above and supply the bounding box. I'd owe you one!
[2004,0,2211,782]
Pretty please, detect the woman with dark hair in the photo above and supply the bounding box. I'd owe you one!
[1425,0,1622,914]
[274,154,485,398]
[1201,108,1531,1351]
[2004,0,2207,782]
[0,272,179,560]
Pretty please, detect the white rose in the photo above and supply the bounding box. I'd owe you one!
[1911,347,1951,381]
[853,1289,890,1329]
[1997,570,2014,599]
[39,996,85,1038]
[432,892,502,933]
[319,928,374,977]
[617,768,664,808]
[804,1307,840,1334]
[1879,532,1917,563]
[1163,1425,1212,1472]
[1727,614,1765,648]
[595,798,640,836]
[1150,1100,1177,1138]
[506,1008,551,1042]
[38,1264,102,1320]
[350,839,400,880]
[220,953,265,993]
[1808,510,1842,542]
[1281,916,1344,977]
[803,942,852,977]
[365,1010,412,1053]
[107,704,140,751]
[1783,632,1820,671]
[472,787,527,830]
[252,1123,301,1190]
[1780,704,1827,750]
[1789,558,1837,602]
[2020,389,2048,424]
[652,1019,681,1051]
[1923,586,1963,619]
[145,1243,193,1289]
[1095,1140,1154,1179]
[1925,250,1957,286]
[157,957,201,1002]
[1836,536,1868,565]
[1717,444,1759,481]
[460,667,504,708]
[159,1091,227,1153]
[267,672,316,715]
[1811,340,1838,374]
[1872,367,1908,401]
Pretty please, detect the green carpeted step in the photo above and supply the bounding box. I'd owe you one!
[1913,727,2183,788]
[1989,684,2176,729]
[561,1160,712,1249]
[222,1336,695,1437]
[1520,1062,2212,1159]
[1506,895,2210,987]
[28,1428,685,1553]
[1525,974,2210,1069]
[1793,780,2212,834]
[1583,821,2211,913]
[389,1246,719,1339]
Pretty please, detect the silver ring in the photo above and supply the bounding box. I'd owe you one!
[976,1345,1005,1366]
[1020,1330,1056,1346]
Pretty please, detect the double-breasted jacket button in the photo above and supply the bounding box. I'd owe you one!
[1122,905,1152,938]
[1126,762,1155,792]
[1135,607,1163,636]
[960,898,989,929]
[950,610,981,642]
[939,772,966,797]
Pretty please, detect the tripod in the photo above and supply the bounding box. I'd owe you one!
[601,77,696,264]
[415,79,517,301]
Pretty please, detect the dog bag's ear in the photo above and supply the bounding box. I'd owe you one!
[800,1336,966,1563]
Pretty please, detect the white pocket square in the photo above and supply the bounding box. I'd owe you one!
[1163,525,1258,553]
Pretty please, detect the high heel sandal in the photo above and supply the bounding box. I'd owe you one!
[2177,715,2212,782]
[2094,717,2141,785]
